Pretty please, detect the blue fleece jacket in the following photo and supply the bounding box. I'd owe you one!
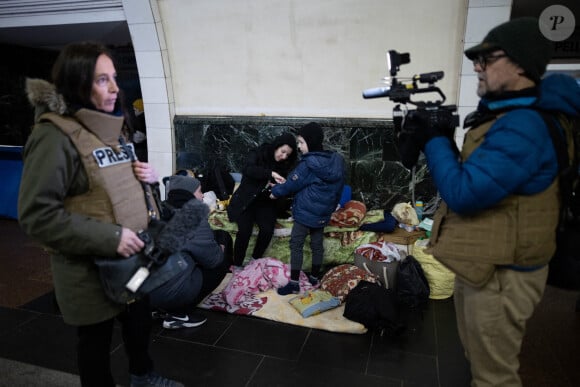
[424,74,580,215]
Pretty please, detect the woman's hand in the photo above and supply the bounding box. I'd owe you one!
[272,171,286,184]
[133,161,159,184]
[117,227,145,257]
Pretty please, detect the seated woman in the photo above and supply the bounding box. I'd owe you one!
[149,175,232,329]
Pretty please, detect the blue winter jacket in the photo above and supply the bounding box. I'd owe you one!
[424,74,580,215]
[271,150,345,228]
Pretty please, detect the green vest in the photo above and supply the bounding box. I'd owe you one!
[428,117,560,287]
[41,112,150,232]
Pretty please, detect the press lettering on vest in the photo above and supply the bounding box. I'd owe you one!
[93,144,134,168]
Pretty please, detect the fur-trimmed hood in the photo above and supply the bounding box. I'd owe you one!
[25,78,67,118]
[25,78,125,147]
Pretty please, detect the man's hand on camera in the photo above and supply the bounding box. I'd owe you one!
[414,124,444,150]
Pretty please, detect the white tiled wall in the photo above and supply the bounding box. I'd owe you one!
[122,0,174,193]
[456,0,512,148]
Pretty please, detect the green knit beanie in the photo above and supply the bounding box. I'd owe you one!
[464,17,553,82]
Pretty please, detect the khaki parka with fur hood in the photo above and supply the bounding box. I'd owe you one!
[18,78,149,326]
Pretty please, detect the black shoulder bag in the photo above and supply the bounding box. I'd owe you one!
[94,137,190,304]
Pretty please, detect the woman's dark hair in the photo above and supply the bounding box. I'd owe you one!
[51,41,118,111]
[271,132,298,167]
[252,132,297,176]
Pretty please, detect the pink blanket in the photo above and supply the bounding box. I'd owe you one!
[222,258,315,307]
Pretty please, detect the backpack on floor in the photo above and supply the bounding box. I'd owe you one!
[396,255,430,308]
[343,280,405,336]
[542,111,580,290]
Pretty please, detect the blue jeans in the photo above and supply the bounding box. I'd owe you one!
[289,221,324,273]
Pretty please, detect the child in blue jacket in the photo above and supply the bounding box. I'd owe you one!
[270,122,345,295]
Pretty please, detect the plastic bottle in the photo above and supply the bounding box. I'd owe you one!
[415,200,424,221]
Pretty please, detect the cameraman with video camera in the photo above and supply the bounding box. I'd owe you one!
[412,18,580,386]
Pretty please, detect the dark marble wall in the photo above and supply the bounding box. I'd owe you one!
[173,116,436,211]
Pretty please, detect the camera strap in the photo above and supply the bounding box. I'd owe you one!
[118,136,159,221]
[463,110,497,129]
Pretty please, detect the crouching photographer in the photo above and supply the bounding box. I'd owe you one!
[148,175,232,329]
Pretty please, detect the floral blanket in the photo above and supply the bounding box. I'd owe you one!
[221,258,315,307]
[208,209,385,267]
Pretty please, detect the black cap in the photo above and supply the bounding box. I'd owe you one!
[464,17,553,82]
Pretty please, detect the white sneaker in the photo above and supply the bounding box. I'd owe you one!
[162,313,207,329]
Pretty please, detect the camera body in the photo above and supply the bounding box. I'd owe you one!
[363,50,459,169]
[394,104,459,136]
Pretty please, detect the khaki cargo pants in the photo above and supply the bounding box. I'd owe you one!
[454,266,548,387]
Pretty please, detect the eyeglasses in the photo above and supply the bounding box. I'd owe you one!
[472,53,508,70]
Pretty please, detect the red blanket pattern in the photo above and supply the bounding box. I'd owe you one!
[329,200,367,227]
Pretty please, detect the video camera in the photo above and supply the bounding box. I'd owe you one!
[363,50,459,169]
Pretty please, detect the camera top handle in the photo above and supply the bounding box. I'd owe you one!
[388,76,447,107]
[362,49,447,107]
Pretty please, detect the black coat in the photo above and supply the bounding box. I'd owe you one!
[227,142,295,222]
